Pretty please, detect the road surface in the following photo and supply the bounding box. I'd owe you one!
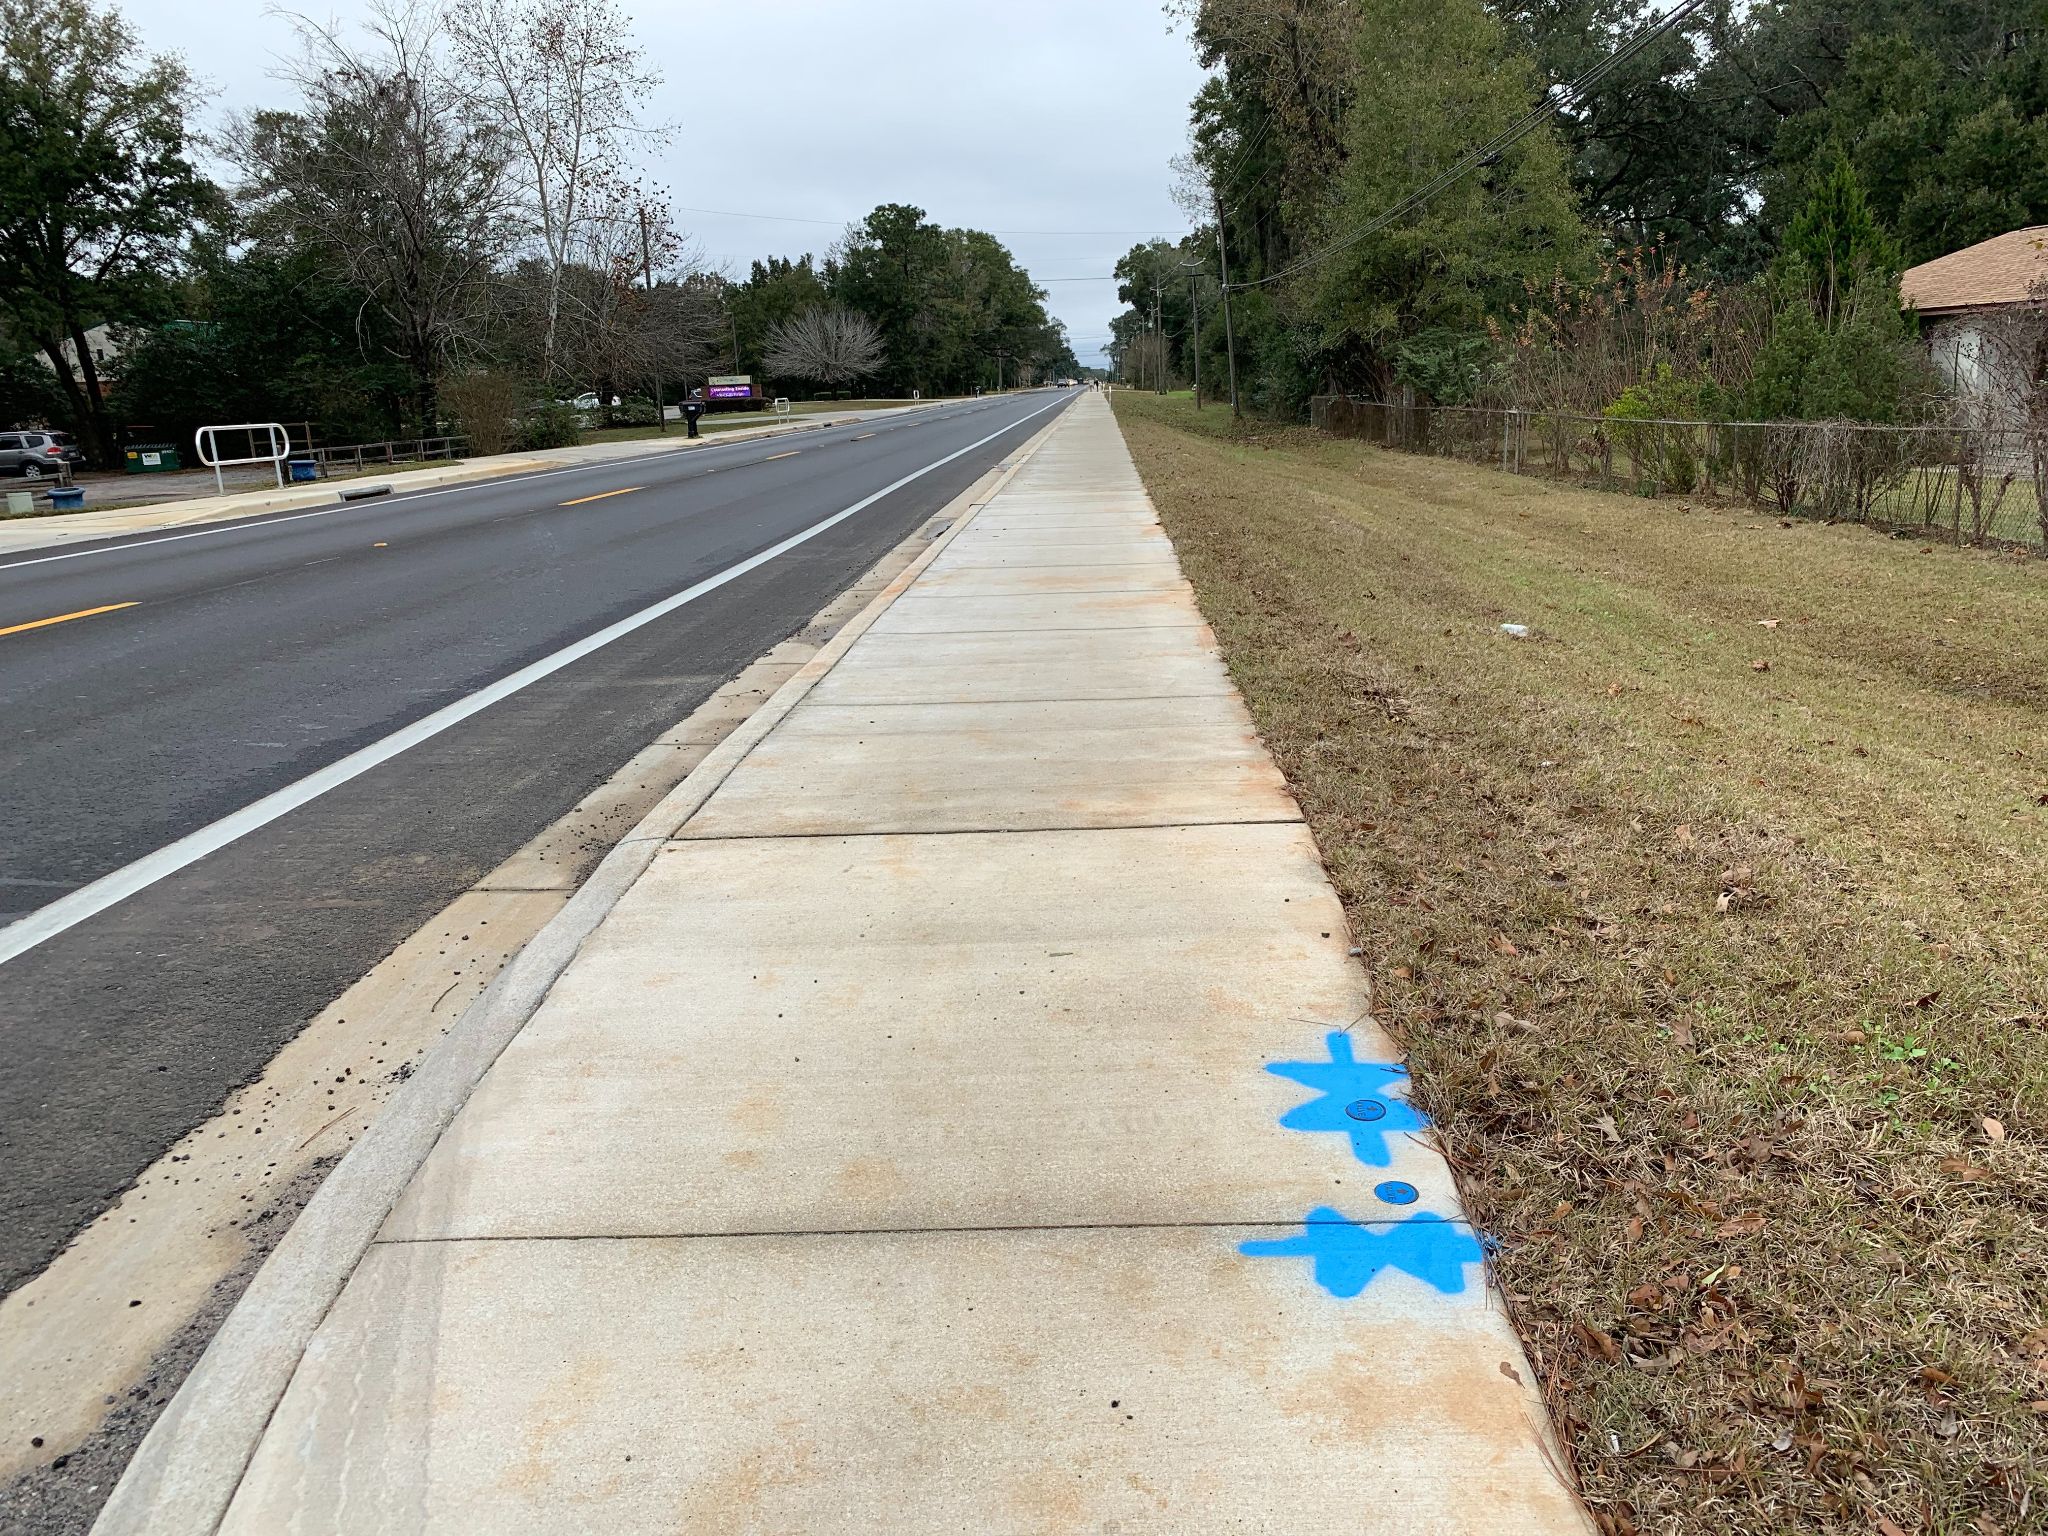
[0,390,1072,1294]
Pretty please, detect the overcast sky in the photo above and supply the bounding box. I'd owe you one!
[123,0,1209,368]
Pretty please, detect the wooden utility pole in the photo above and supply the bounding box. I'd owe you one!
[1153,275,1165,394]
[1214,192,1240,418]
[1189,273,1202,409]
[639,204,667,434]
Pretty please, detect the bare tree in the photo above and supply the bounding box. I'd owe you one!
[446,0,663,383]
[765,306,886,391]
[547,191,721,419]
[238,0,517,430]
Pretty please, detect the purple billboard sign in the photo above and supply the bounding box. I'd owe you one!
[706,383,754,400]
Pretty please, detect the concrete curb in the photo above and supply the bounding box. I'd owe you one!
[0,404,954,560]
[88,404,1071,1536]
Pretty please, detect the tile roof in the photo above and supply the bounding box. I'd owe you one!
[1901,226,2048,313]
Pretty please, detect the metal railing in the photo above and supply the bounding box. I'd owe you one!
[304,435,471,475]
[1308,397,2048,550]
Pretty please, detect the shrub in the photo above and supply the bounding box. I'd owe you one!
[440,370,525,457]
[1602,364,1718,492]
[513,402,581,451]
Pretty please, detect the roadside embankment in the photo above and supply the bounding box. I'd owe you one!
[1113,391,2048,1535]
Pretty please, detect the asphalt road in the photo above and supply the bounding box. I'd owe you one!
[0,389,1074,1294]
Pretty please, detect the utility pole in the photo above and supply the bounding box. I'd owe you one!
[1152,274,1165,395]
[639,204,667,433]
[1183,260,1204,410]
[1214,191,1241,418]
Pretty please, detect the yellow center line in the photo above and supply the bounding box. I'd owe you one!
[763,450,800,461]
[0,601,139,639]
[559,486,642,507]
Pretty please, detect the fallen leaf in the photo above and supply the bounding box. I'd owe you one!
[1750,659,1771,672]
[1575,1319,1621,1362]
[1756,618,1781,629]
[1593,1114,1620,1144]
[1491,934,1520,957]
[1939,1157,1992,1181]
[1673,823,1694,849]
[1498,1360,1524,1386]
[1875,1515,1910,1536]
[1715,1212,1765,1238]
[1715,891,1732,914]
[1984,1117,2006,1144]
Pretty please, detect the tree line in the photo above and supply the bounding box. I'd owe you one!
[1114,0,2048,427]
[0,0,1078,466]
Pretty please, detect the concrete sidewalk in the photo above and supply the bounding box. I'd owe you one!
[103,393,1588,1533]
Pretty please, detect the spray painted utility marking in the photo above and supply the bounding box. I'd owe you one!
[0,601,139,639]
[558,486,642,507]
[1240,1210,1482,1297]
[1266,1032,1426,1166]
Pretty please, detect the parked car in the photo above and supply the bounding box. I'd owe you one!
[0,430,83,478]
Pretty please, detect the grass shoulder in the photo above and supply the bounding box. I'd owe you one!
[1113,389,2048,1534]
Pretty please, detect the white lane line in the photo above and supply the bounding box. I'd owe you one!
[0,401,998,573]
[0,394,1069,967]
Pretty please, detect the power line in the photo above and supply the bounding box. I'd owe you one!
[1232,0,1709,291]
[673,203,1190,239]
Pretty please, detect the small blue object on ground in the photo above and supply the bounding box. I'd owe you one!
[1374,1181,1418,1205]
[289,459,319,482]
[48,486,85,510]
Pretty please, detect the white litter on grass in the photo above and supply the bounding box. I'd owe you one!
[1499,623,1530,638]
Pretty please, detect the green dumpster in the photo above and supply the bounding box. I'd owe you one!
[123,443,182,473]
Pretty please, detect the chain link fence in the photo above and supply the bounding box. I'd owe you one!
[1309,396,2048,551]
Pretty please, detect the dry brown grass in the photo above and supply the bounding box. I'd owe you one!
[1114,392,2048,1535]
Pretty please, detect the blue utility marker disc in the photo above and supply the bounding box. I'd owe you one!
[1374,1181,1418,1205]
[1343,1099,1386,1121]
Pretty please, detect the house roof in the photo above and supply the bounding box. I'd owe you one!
[1901,226,2048,314]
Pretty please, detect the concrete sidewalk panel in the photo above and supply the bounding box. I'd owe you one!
[927,543,1181,569]
[803,626,1235,705]
[220,1228,1584,1535]
[869,588,1204,634]
[381,822,1459,1242]
[675,695,1291,837]
[910,564,1191,596]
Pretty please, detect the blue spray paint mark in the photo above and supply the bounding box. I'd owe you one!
[1374,1180,1418,1205]
[1240,1209,1483,1297]
[1266,1032,1426,1166]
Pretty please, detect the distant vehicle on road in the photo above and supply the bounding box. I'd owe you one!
[0,430,82,478]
